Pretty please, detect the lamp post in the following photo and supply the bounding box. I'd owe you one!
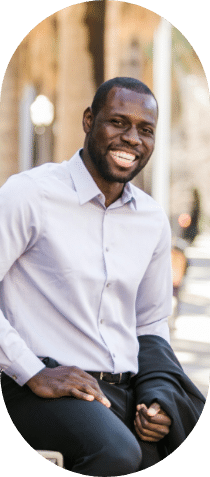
[152,18,172,217]
[30,95,55,166]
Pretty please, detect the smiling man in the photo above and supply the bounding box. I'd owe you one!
[82,82,157,203]
[0,77,205,475]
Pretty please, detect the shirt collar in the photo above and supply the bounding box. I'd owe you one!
[121,181,137,209]
[68,150,137,209]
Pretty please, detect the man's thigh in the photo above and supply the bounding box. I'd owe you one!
[1,373,142,475]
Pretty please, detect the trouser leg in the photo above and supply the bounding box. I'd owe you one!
[99,380,164,469]
[139,441,165,469]
[1,373,142,476]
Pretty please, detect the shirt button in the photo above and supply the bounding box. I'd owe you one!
[100,319,104,324]
[112,354,116,358]
[105,247,109,252]
[12,374,17,380]
[106,282,111,287]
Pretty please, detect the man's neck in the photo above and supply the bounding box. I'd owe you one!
[101,183,124,208]
[80,149,125,207]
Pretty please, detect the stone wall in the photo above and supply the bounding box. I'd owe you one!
[0,54,19,186]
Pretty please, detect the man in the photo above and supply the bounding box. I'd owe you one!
[0,77,205,475]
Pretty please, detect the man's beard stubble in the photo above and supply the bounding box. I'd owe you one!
[87,135,147,184]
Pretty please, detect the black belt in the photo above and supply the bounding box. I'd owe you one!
[86,371,134,384]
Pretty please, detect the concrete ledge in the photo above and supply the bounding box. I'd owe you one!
[37,450,64,467]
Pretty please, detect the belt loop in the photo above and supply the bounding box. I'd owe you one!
[100,372,104,380]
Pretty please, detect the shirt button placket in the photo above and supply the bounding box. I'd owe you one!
[103,210,111,289]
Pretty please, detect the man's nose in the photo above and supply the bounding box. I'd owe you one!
[121,126,142,146]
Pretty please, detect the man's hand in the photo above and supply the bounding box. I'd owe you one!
[134,402,171,442]
[26,366,111,408]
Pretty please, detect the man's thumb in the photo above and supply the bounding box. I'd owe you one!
[147,402,161,417]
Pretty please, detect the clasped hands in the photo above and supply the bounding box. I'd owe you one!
[27,366,171,443]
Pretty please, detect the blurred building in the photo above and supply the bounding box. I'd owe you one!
[0,1,209,229]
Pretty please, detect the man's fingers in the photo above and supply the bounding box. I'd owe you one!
[69,382,111,408]
[138,403,172,426]
[71,388,95,401]
[134,424,160,442]
[80,381,111,408]
[64,369,110,406]
[134,414,162,438]
[100,396,111,408]
[134,403,171,442]
[140,407,171,426]
[134,419,161,442]
[136,403,147,412]
[135,410,169,437]
[88,389,111,407]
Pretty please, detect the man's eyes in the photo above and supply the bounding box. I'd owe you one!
[110,119,124,126]
[142,127,154,135]
[110,120,154,135]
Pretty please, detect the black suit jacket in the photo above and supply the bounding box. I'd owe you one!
[133,335,206,454]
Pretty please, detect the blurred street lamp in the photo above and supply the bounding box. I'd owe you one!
[30,95,54,130]
[30,95,55,165]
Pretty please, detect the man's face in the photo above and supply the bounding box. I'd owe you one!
[85,87,158,184]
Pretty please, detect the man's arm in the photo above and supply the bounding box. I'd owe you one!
[0,174,46,384]
[135,211,172,342]
[134,212,173,440]
[0,174,111,407]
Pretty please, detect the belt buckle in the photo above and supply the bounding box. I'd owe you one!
[100,372,123,383]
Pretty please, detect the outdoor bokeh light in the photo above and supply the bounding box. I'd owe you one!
[30,95,54,127]
[178,213,192,228]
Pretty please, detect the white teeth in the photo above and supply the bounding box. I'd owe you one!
[111,151,135,162]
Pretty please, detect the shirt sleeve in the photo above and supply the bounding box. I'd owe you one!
[0,174,46,385]
[135,211,173,343]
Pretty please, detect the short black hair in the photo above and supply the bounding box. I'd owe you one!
[91,77,157,117]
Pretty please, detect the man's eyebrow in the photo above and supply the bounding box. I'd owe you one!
[109,113,127,118]
[139,119,156,127]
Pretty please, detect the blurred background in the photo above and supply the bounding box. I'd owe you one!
[0,1,209,397]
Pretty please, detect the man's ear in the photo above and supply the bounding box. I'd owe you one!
[83,107,94,133]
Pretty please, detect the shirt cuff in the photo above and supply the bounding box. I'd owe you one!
[3,348,46,386]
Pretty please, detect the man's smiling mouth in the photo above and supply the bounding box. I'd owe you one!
[109,150,136,168]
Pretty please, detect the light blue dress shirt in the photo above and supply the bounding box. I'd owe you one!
[0,151,172,385]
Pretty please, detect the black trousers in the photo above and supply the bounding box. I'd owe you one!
[1,358,163,475]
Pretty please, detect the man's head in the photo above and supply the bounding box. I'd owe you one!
[91,77,158,118]
[82,77,158,185]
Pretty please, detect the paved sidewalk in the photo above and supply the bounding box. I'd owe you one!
[170,233,210,398]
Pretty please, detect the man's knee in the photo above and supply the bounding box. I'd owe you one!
[103,432,142,475]
[71,414,142,476]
